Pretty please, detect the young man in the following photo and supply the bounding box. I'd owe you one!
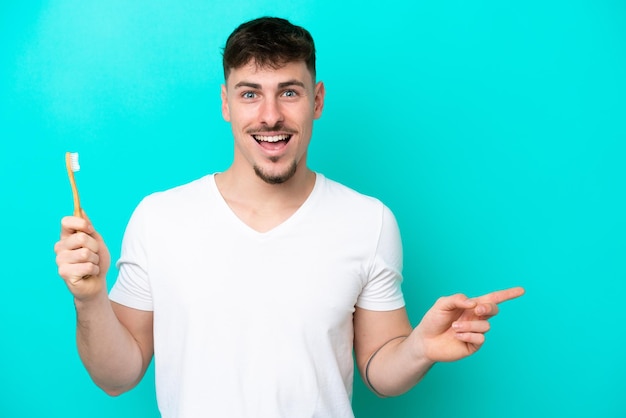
[54,17,524,417]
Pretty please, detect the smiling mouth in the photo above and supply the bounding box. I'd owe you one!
[253,134,292,143]
[253,134,292,150]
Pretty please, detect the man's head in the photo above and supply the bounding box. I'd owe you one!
[220,17,324,186]
[222,17,316,82]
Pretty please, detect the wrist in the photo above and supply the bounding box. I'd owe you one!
[73,286,109,310]
[408,326,438,366]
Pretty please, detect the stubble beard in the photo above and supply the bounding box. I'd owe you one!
[247,122,301,184]
[254,159,298,184]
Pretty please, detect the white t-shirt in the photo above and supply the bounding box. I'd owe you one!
[110,173,405,418]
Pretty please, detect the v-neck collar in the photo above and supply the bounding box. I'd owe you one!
[207,173,323,238]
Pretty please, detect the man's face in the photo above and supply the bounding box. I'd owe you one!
[221,60,325,184]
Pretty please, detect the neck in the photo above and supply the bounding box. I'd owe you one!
[214,164,316,232]
[218,160,314,199]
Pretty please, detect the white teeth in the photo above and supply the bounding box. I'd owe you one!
[254,134,290,143]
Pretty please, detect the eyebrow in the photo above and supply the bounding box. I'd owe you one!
[233,80,306,89]
[233,81,261,89]
[278,80,306,89]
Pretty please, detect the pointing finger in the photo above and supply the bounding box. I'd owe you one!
[477,286,525,305]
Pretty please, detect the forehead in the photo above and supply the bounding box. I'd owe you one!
[226,60,314,88]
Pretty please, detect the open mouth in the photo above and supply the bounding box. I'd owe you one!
[253,134,292,150]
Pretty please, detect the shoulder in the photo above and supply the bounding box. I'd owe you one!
[317,174,390,214]
[314,174,397,228]
[143,174,213,204]
[129,174,216,224]
[136,174,214,210]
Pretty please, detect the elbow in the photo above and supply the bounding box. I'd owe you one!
[89,367,145,397]
[97,381,136,397]
[101,385,128,397]
[103,387,125,397]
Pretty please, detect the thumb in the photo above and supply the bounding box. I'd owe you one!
[79,208,90,222]
[80,209,111,273]
[80,209,96,233]
[437,294,477,312]
[79,209,104,242]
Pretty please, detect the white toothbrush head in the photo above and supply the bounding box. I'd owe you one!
[68,152,80,172]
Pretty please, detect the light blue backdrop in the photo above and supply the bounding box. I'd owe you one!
[1,1,624,417]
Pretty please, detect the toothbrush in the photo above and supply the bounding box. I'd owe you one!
[65,152,83,217]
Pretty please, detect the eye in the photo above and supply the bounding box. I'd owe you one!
[282,89,298,98]
[241,91,257,99]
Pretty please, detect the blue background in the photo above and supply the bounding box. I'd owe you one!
[1,1,625,417]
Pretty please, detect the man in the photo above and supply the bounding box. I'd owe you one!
[54,17,524,417]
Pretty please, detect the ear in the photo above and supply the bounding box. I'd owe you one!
[221,84,231,122]
[313,81,325,120]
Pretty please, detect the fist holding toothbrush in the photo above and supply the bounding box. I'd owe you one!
[54,212,111,303]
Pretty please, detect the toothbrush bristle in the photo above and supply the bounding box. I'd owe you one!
[69,152,80,172]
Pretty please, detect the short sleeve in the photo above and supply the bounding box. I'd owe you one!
[109,199,154,311]
[356,205,405,311]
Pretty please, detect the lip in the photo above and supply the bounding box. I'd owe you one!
[251,133,293,155]
[252,132,292,141]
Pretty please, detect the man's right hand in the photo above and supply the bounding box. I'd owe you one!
[54,212,111,302]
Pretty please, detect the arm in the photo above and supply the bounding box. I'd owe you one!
[354,287,525,397]
[54,214,154,396]
[354,306,428,397]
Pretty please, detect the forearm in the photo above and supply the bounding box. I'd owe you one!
[364,332,435,397]
[74,291,145,396]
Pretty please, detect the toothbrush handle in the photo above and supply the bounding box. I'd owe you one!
[65,153,83,218]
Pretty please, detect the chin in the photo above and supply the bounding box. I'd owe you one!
[254,161,298,184]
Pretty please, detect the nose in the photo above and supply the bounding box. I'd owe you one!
[259,96,284,127]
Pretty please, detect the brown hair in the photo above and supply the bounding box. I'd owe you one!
[222,17,316,81]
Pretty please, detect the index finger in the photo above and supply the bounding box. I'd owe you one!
[475,286,525,305]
